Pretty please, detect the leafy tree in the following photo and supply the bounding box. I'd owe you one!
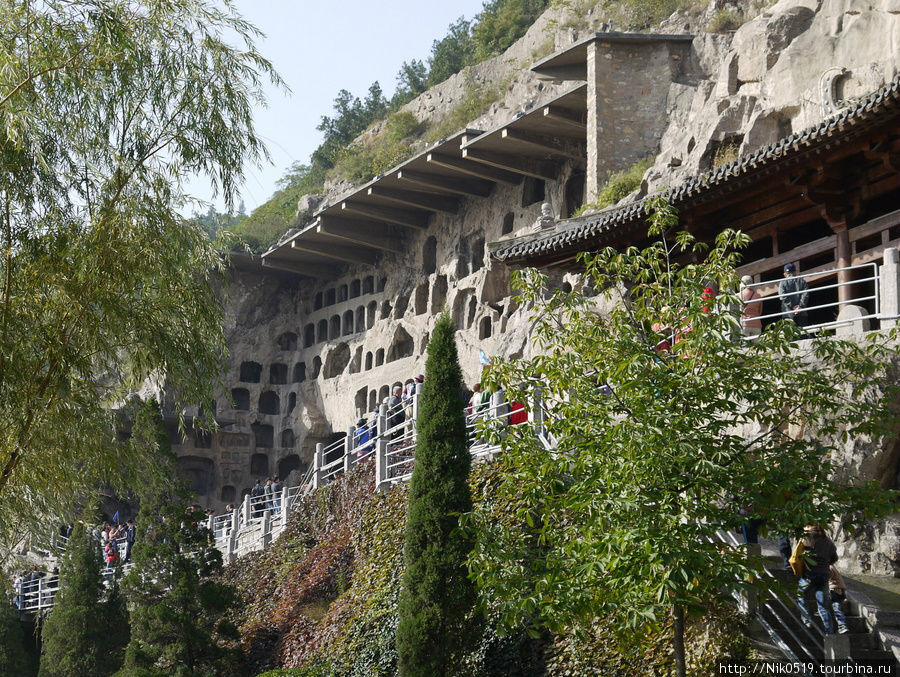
[427,17,475,86]
[472,0,550,60]
[0,0,280,551]
[0,604,32,676]
[39,510,129,677]
[117,401,244,677]
[466,199,897,676]
[397,314,475,676]
[392,59,428,109]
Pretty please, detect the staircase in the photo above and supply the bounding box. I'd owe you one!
[715,530,899,668]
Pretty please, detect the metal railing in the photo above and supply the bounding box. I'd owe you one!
[742,262,880,336]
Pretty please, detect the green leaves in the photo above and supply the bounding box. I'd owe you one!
[0,0,280,551]
[467,201,899,653]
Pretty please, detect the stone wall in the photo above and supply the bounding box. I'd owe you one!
[175,163,585,509]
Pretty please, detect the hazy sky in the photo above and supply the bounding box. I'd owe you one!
[190,0,487,213]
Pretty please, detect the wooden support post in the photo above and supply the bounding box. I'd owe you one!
[835,223,852,305]
[313,442,324,489]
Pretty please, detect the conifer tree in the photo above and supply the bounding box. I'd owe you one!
[39,510,129,677]
[0,604,33,676]
[116,401,244,677]
[397,313,475,676]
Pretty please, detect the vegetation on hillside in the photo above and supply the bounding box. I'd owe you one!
[226,0,551,252]
[572,156,654,216]
[224,461,749,675]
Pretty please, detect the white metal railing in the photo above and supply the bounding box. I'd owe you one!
[742,262,880,336]
[16,389,550,612]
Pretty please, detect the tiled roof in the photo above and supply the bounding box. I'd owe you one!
[492,75,900,264]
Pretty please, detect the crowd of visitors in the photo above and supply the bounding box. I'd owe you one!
[248,476,283,518]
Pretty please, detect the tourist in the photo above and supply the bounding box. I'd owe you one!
[387,385,404,435]
[264,478,273,512]
[467,384,483,418]
[779,263,809,327]
[354,417,372,458]
[740,275,763,337]
[795,524,838,634]
[13,571,24,609]
[271,476,282,514]
[123,519,136,563]
[250,480,265,519]
[829,565,850,634]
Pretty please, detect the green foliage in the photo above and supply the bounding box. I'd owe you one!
[708,8,745,32]
[397,314,474,676]
[0,605,33,676]
[39,512,129,677]
[0,0,278,549]
[118,403,243,677]
[426,80,502,142]
[226,457,749,675]
[427,17,475,86]
[228,163,326,253]
[330,112,426,184]
[472,0,551,60]
[466,198,898,671]
[391,60,429,109]
[572,156,654,216]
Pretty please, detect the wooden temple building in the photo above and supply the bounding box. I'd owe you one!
[491,76,900,329]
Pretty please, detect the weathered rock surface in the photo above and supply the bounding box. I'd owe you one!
[170,0,900,575]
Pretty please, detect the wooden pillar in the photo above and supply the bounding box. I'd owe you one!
[834,222,852,305]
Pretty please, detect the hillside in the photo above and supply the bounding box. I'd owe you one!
[223,460,749,675]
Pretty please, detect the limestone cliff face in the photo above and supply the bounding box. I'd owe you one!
[645,0,900,196]
[172,0,900,576]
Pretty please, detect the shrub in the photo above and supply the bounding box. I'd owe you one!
[572,156,654,216]
[708,8,745,32]
[0,606,33,676]
[39,515,129,677]
[330,112,425,184]
[472,0,551,60]
[426,79,501,142]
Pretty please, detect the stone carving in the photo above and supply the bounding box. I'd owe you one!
[821,66,848,117]
[533,202,556,231]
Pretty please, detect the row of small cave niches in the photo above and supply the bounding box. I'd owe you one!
[313,275,385,312]
[234,316,496,392]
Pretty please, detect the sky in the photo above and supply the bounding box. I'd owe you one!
[189,0,488,214]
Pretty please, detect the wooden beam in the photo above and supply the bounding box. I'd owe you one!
[292,239,378,266]
[501,128,586,160]
[261,258,335,278]
[542,105,587,134]
[366,185,459,213]
[396,169,494,197]
[461,147,559,180]
[340,201,429,229]
[426,152,521,185]
[317,216,405,253]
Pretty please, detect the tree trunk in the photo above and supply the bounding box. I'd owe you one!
[673,603,686,677]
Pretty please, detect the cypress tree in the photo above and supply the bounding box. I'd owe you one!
[397,313,475,676]
[39,510,129,676]
[116,400,244,677]
[0,604,33,676]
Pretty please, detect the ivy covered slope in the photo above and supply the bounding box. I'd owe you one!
[223,460,749,676]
